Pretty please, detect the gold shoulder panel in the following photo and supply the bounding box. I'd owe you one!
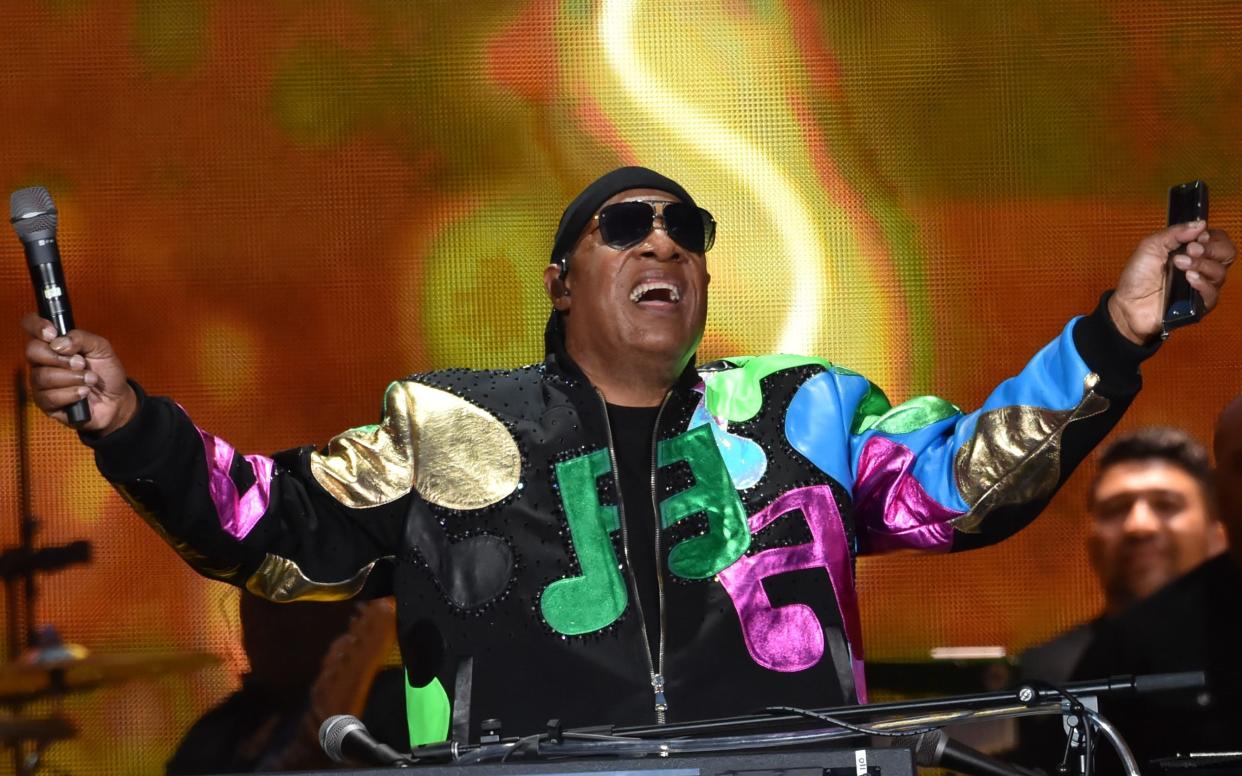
[310,380,521,511]
[952,374,1108,533]
[243,553,377,602]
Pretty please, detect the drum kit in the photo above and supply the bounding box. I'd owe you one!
[2,371,219,776]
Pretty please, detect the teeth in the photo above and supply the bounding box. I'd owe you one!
[629,281,681,303]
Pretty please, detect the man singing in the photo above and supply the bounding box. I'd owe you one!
[19,167,1235,743]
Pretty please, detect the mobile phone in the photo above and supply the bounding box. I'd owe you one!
[1162,180,1209,335]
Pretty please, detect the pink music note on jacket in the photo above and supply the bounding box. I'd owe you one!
[717,485,865,697]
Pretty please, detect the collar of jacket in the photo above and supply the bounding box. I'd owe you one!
[542,310,701,395]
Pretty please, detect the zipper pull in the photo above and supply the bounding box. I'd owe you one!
[652,673,668,714]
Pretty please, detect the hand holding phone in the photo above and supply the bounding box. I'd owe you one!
[1162,180,1209,335]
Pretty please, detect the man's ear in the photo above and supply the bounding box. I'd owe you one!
[1208,519,1229,557]
[544,263,571,311]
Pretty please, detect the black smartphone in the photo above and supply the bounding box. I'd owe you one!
[1163,180,1209,334]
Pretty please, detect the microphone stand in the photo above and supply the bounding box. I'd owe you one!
[3,371,93,661]
[2,369,93,776]
[7,369,35,660]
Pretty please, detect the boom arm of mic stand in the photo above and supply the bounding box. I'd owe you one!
[610,673,1199,740]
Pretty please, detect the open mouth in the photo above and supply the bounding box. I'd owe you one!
[630,280,682,305]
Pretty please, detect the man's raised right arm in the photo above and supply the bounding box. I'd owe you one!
[20,313,407,602]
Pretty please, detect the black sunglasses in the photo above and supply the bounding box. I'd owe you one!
[590,200,717,254]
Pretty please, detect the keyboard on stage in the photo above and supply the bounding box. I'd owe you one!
[213,747,915,776]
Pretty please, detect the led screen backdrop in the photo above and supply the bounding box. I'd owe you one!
[1,1,1241,773]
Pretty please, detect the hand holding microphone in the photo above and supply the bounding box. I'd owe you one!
[13,187,136,435]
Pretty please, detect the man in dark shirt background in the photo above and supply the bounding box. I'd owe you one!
[1072,399,1242,771]
[1014,428,1226,769]
[1022,427,1227,688]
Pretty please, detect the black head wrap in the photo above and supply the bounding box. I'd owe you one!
[549,166,696,276]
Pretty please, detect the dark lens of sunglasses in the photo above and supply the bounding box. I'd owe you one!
[597,202,655,249]
[663,203,715,253]
[699,210,716,251]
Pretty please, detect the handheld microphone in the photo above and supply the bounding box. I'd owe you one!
[10,186,90,426]
[319,714,410,767]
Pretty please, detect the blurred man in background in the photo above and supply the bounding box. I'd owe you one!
[1013,428,1226,769]
[1022,427,1227,687]
[1067,404,1242,771]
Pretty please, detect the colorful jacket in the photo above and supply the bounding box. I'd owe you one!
[86,298,1149,742]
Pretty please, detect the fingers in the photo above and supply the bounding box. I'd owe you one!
[26,333,97,415]
[22,312,114,408]
[1173,246,1228,287]
[19,314,133,432]
[29,362,97,391]
[1154,220,1208,253]
[20,313,55,340]
[1172,228,1234,288]
[20,316,117,365]
[1188,271,1220,312]
[1203,228,1236,265]
[1180,227,1235,315]
[25,335,78,368]
[46,329,116,361]
[29,384,92,415]
[22,313,72,369]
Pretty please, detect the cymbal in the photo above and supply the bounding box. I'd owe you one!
[0,714,76,743]
[0,645,220,703]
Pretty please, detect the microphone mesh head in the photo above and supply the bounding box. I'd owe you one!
[10,186,58,238]
[319,714,365,763]
[912,728,948,766]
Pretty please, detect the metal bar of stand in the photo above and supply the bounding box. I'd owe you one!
[16,371,37,652]
[2,575,16,668]
[1087,709,1142,776]
[5,370,28,664]
[611,673,1194,739]
[8,371,27,776]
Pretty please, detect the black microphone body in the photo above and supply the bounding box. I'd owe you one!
[24,234,75,336]
[319,714,410,767]
[896,728,1038,776]
[11,187,89,426]
[938,737,1039,776]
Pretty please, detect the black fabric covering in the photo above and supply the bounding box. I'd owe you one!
[1073,554,1242,774]
[550,166,697,273]
[1072,290,1162,398]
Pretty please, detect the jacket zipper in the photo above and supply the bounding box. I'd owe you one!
[595,389,672,725]
[648,396,671,724]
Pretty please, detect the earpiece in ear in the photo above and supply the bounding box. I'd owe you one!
[549,254,572,308]
[550,276,572,310]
